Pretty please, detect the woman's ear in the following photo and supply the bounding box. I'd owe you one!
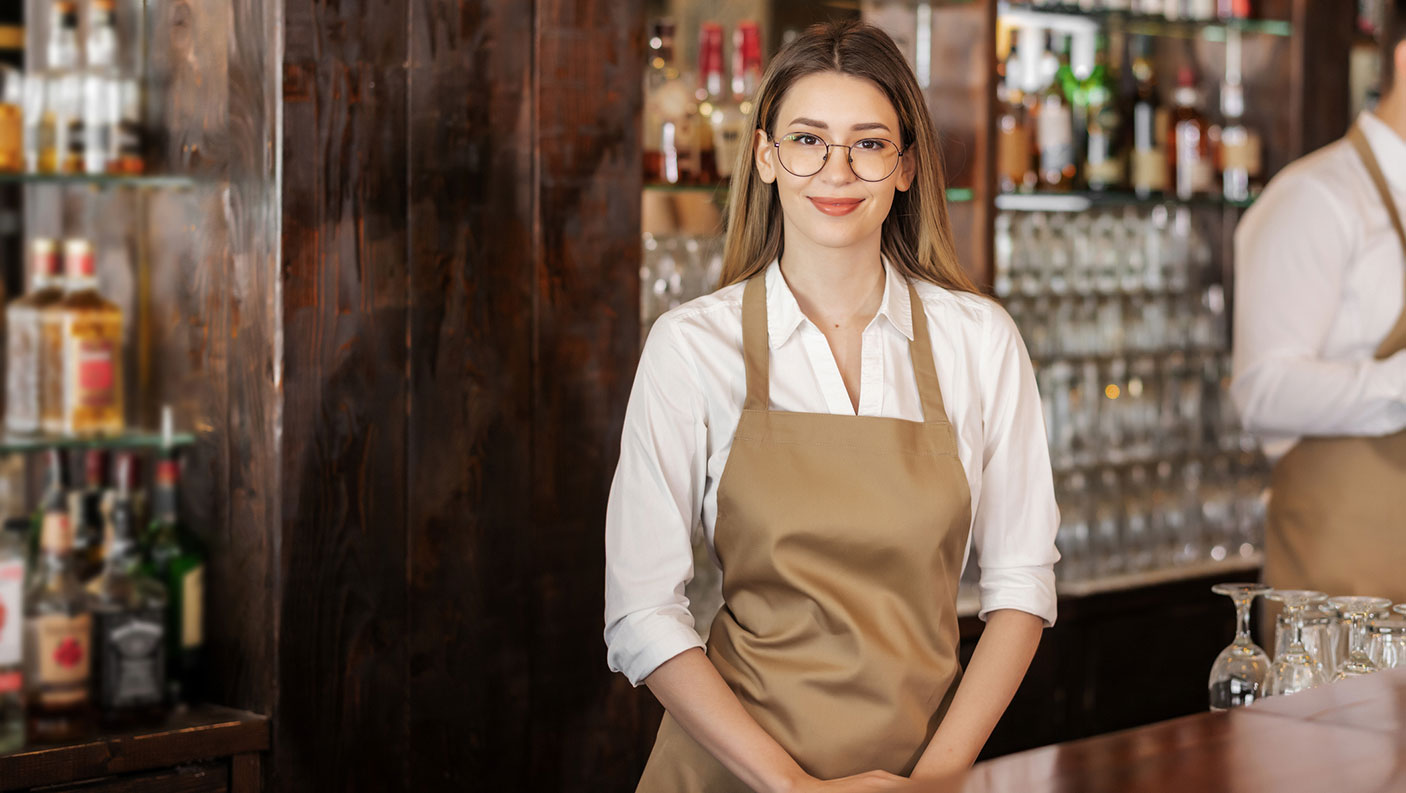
[895,146,917,192]
[754,129,777,184]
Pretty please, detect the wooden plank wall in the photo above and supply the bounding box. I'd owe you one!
[275,0,648,790]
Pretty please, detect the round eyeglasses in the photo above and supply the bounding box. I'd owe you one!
[772,132,906,182]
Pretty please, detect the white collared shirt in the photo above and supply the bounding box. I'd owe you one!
[1232,112,1406,460]
[604,259,1060,686]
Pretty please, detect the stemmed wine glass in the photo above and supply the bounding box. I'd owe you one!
[1208,583,1272,710]
[1265,590,1329,697]
[1329,596,1393,679]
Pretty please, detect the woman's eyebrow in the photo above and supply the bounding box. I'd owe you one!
[785,117,892,134]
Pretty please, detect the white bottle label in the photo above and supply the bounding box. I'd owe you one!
[0,559,22,667]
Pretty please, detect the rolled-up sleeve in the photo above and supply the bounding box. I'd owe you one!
[604,314,709,686]
[971,306,1060,626]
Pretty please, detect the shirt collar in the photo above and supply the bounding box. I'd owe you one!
[1358,111,1406,193]
[763,258,914,350]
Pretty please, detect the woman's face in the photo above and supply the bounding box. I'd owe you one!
[754,71,914,254]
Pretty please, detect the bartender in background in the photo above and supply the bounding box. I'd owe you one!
[1232,0,1406,603]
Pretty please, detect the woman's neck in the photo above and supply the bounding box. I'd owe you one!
[777,231,886,330]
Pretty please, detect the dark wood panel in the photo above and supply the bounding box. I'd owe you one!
[530,1,650,790]
[34,764,229,793]
[278,1,410,792]
[1289,0,1354,157]
[405,1,535,790]
[0,707,266,792]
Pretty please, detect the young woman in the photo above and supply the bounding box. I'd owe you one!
[605,20,1059,793]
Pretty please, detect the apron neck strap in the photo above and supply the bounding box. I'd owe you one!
[740,270,949,423]
[1347,123,1406,360]
[906,282,949,424]
[741,274,770,411]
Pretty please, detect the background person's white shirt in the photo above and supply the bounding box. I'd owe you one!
[604,259,1060,687]
[1232,112,1406,461]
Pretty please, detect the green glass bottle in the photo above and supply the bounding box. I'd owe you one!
[142,456,203,705]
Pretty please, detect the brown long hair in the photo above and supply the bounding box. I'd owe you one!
[718,20,977,294]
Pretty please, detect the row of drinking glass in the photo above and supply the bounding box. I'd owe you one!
[993,207,1217,301]
[1038,352,1251,472]
[641,233,724,336]
[1056,454,1266,583]
[1209,585,1406,710]
[1010,288,1228,360]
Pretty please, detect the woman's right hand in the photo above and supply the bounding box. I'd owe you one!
[786,769,909,793]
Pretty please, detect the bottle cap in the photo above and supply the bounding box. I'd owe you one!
[31,237,59,277]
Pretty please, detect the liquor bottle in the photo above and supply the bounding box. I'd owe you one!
[1129,51,1166,197]
[1218,34,1261,201]
[0,514,26,752]
[1218,0,1252,17]
[1083,45,1123,191]
[1167,66,1214,199]
[642,21,693,185]
[144,455,204,704]
[1036,44,1076,191]
[997,52,1035,194]
[55,239,125,437]
[70,450,108,582]
[710,22,762,181]
[91,454,167,726]
[83,0,121,175]
[23,488,93,742]
[0,63,20,172]
[38,1,82,174]
[694,23,724,184]
[6,238,66,435]
[1188,0,1217,19]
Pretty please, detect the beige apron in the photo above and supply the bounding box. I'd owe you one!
[636,274,973,791]
[1265,123,1406,603]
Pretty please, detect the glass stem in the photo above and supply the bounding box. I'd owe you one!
[1291,608,1306,649]
[1235,596,1253,644]
[1351,614,1366,659]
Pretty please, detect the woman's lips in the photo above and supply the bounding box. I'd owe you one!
[808,197,864,216]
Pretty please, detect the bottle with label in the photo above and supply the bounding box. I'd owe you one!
[1130,49,1166,197]
[56,239,125,437]
[642,21,694,185]
[84,0,122,175]
[70,450,109,582]
[0,515,26,752]
[1036,44,1076,191]
[39,1,83,174]
[6,239,66,435]
[710,22,762,181]
[1083,44,1123,191]
[91,453,167,727]
[23,494,93,742]
[1218,34,1262,201]
[1167,66,1214,199]
[144,456,204,704]
[694,23,724,184]
[0,63,21,172]
[997,52,1034,194]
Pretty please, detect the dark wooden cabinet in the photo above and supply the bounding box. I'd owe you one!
[965,569,1252,760]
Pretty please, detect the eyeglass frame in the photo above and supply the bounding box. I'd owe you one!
[766,131,910,182]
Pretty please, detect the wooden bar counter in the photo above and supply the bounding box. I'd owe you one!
[902,667,1406,793]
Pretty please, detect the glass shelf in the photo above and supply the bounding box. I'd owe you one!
[996,190,1255,212]
[0,172,203,190]
[999,3,1293,39]
[644,182,977,203]
[0,430,197,454]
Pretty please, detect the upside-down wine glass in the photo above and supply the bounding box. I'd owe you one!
[1264,590,1329,697]
[1208,583,1273,710]
[1329,596,1393,679]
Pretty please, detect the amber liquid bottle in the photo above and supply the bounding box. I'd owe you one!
[24,493,94,742]
[6,238,66,435]
[1167,66,1213,200]
[56,239,124,437]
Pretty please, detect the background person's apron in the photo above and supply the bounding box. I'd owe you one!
[1265,123,1406,605]
[636,274,972,791]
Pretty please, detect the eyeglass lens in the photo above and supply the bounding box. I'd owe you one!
[776,133,901,182]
